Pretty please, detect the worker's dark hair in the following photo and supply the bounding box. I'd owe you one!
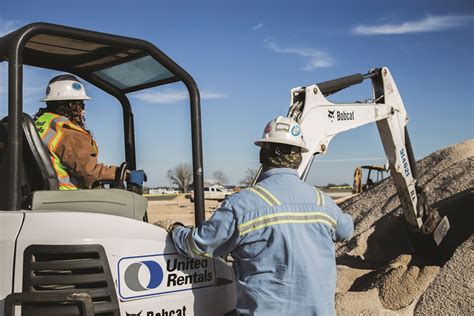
[34,100,91,135]
[259,143,302,169]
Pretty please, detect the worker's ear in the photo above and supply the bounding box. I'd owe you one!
[274,146,282,156]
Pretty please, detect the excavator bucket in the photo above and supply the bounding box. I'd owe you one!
[433,216,450,246]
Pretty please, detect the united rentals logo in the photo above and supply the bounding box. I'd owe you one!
[72,82,83,91]
[124,261,164,291]
[118,254,216,300]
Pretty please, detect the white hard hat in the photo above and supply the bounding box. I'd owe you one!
[41,74,91,102]
[254,116,309,152]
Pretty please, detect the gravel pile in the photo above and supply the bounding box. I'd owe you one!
[414,235,473,314]
[335,139,473,315]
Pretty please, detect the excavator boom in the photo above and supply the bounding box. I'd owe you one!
[287,67,449,245]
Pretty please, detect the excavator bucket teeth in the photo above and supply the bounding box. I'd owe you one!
[420,208,450,246]
[433,216,450,246]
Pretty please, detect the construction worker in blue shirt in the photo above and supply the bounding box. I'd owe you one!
[164,116,354,315]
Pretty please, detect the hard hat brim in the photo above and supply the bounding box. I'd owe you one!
[41,95,91,102]
[254,138,309,152]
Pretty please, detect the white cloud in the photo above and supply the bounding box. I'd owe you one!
[134,89,187,104]
[201,90,228,100]
[133,88,227,104]
[353,15,474,35]
[0,19,19,37]
[264,38,334,71]
[253,23,263,31]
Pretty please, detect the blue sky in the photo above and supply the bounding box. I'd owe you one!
[1,0,473,187]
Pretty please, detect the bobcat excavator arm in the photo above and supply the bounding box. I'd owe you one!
[288,67,449,245]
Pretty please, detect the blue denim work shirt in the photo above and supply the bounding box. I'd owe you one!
[172,168,354,315]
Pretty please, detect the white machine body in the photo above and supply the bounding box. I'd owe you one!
[0,211,236,316]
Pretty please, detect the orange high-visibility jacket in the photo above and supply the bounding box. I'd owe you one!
[35,112,117,189]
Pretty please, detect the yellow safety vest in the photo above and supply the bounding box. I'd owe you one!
[35,112,94,190]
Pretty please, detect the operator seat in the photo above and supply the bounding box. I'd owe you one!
[0,113,147,221]
[0,113,59,210]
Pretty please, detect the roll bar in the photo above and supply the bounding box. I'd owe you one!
[0,23,206,225]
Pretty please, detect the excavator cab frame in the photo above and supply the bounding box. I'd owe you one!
[0,22,206,225]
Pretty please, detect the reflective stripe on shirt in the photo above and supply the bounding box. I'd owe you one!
[239,211,337,236]
[315,187,326,206]
[185,229,212,258]
[247,184,282,206]
[241,185,336,235]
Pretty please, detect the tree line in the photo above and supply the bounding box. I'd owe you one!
[166,163,258,192]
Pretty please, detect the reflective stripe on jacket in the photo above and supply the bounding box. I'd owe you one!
[172,168,354,315]
[35,112,96,190]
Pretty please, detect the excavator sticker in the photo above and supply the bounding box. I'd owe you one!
[264,123,272,133]
[126,306,187,316]
[328,109,335,121]
[399,148,411,177]
[118,253,216,300]
[327,109,355,122]
[336,110,355,121]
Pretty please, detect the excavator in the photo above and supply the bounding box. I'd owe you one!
[0,22,450,316]
[352,165,389,194]
[286,67,450,247]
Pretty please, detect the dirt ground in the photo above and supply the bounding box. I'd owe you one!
[147,195,221,226]
[146,190,353,226]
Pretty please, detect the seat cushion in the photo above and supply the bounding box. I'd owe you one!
[31,189,147,221]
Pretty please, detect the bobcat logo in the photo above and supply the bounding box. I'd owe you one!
[328,109,335,121]
[126,311,142,316]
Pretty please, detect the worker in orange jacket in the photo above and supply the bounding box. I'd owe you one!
[34,74,146,190]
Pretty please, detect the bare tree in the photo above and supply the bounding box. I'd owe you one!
[167,163,193,192]
[239,168,258,187]
[212,170,229,186]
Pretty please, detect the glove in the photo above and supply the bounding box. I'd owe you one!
[128,170,147,188]
[154,219,184,233]
[114,162,129,188]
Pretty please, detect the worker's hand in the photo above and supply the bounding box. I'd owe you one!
[115,162,129,186]
[153,219,184,233]
[129,170,147,188]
